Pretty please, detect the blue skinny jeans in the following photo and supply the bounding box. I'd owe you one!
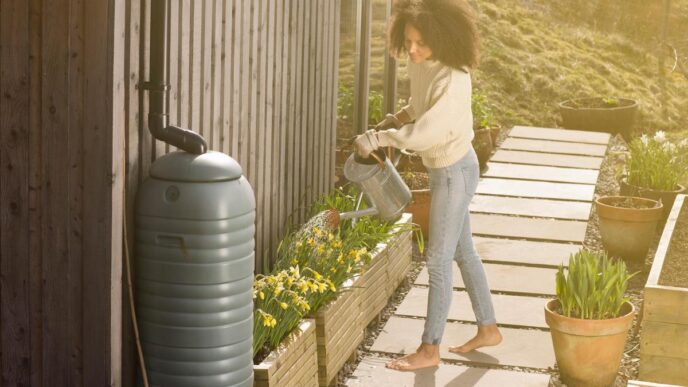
[422,147,497,345]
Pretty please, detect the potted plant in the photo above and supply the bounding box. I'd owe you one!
[545,249,636,387]
[620,131,688,221]
[401,170,430,239]
[558,96,638,140]
[595,196,663,263]
[472,90,497,173]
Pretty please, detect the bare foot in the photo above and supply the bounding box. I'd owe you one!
[385,344,440,371]
[448,324,502,354]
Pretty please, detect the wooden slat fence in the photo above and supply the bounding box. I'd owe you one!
[124,0,339,273]
[1,0,339,385]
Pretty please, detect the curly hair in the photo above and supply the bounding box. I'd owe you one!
[389,0,480,71]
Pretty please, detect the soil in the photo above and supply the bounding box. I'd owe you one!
[658,202,688,287]
[600,196,662,209]
[401,171,429,191]
[562,97,635,109]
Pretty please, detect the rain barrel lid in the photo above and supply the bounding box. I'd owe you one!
[150,151,243,182]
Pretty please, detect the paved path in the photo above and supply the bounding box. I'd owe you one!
[346,126,611,386]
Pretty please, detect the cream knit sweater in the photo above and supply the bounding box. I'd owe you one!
[376,59,474,168]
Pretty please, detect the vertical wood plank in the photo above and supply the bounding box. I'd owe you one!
[167,0,180,154]
[221,0,233,154]
[238,0,250,179]
[68,0,85,384]
[285,0,298,232]
[139,0,153,176]
[296,0,307,223]
[28,1,45,385]
[313,1,322,200]
[255,0,267,266]
[121,0,140,383]
[304,0,314,217]
[230,0,242,161]
[190,0,203,139]
[331,0,341,190]
[82,0,123,383]
[201,0,213,148]
[178,0,190,138]
[0,1,32,385]
[264,0,276,264]
[211,0,223,152]
[270,0,284,267]
[41,0,71,384]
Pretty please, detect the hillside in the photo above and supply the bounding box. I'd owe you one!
[338,0,688,140]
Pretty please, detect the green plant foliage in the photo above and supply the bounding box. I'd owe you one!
[555,249,636,320]
[337,83,385,127]
[626,131,688,191]
[253,185,422,358]
[471,90,496,130]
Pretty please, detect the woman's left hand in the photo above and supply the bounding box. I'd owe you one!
[353,129,380,158]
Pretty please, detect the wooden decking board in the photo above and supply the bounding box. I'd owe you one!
[509,125,611,145]
[484,162,599,185]
[470,195,592,220]
[471,213,587,243]
[476,178,595,202]
[501,137,608,157]
[491,149,603,169]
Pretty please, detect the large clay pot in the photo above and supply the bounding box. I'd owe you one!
[595,196,663,263]
[559,97,638,140]
[545,299,635,387]
[406,189,430,240]
[619,178,686,221]
[472,128,493,174]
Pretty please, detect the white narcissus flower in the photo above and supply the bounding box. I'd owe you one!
[640,134,649,146]
[662,141,676,153]
[653,130,667,143]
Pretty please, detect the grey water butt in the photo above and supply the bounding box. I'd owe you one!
[135,151,255,387]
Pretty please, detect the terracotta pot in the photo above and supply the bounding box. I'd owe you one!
[619,178,686,221]
[558,97,638,140]
[488,127,501,146]
[545,299,635,387]
[406,189,430,240]
[595,196,663,263]
[472,128,493,174]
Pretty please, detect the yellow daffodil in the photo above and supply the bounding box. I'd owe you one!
[259,291,265,300]
[317,282,327,293]
[280,302,288,310]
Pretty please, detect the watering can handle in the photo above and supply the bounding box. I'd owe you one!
[369,151,386,170]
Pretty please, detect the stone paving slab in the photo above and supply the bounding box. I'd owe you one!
[491,149,603,169]
[509,125,611,145]
[371,317,555,369]
[501,137,608,157]
[476,178,595,201]
[474,237,579,267]
[471,213,587,243]
[484,162,599,184]
[470,195,592,220]
[395,287,549,328]
[415,264,557,296]
[348,356,551,386]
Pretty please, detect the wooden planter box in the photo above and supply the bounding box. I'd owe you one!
[314,213,413,386]
[314,278,363,386]
[358,213,414,325]
[640,194,688,386]
[254,319,318,387]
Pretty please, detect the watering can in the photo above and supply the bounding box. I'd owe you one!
[339,148,412,222]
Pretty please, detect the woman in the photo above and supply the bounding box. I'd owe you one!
[354,0,502,371]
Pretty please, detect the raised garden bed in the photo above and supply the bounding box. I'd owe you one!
[640,194,688,386]
[254,319,318,387]
[314,213,413,386]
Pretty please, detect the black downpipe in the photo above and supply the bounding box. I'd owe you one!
[148,0,207,154]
